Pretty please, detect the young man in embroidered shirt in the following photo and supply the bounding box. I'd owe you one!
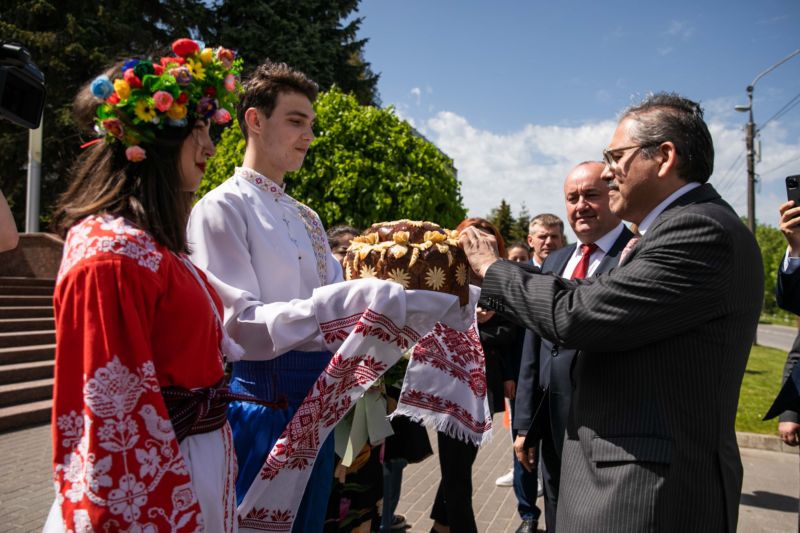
[187,61,342,532]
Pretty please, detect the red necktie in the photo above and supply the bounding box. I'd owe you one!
[571,243,598,280]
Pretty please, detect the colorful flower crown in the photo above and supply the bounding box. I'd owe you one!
[89,38,242,162]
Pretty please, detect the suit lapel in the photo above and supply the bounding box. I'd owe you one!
[543,244,575,275]
[622,184,724,265]
[648,183,724,235]
[596,227,634,274]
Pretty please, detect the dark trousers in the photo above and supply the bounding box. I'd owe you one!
[509,397,542,522]
[430,432,479,533]
[537,407,560,532]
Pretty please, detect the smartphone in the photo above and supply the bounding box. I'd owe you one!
[787,175,800,205]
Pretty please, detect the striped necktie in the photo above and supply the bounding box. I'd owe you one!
[619,235,641,264]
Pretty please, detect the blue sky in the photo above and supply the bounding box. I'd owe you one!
[354,0,800,236]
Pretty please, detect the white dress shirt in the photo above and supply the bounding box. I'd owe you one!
[637,182,701,235]
[187,167,343,360]
[561,222,626,279]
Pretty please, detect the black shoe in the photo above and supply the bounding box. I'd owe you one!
[515,519,538,533]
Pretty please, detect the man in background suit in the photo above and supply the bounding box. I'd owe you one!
[514,161,633,532]
[460,93,763,532]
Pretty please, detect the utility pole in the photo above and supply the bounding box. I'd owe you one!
[744,85,755,235]
[25,125,42,233]
[736,48,800,235]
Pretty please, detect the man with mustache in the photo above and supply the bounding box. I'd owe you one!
[460,93,762,532]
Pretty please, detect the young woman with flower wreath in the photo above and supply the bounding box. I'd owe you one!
[44,38,245,532]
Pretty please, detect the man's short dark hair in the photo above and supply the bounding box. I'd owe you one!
[622,92,714,184]
[237,61,319,140]
[327,225,360,246]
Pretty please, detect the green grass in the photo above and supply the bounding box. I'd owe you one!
[736,344,788,434]
[758,313,798,326]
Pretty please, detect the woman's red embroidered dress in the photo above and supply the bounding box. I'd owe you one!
[49,214,235,532]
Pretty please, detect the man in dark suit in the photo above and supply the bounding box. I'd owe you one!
[514,161,633,532]
[460,93,763,532]
[771,199,800,444]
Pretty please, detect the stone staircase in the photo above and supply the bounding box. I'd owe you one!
[0,277,55,432]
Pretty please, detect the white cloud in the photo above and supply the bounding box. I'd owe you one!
[410,87,422,106]
[664,20,694,40]
[410,107,800,236]
[419,111,615,237]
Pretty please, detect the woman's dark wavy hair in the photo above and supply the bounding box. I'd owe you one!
[52,61,196,253]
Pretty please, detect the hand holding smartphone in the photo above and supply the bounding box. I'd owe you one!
[782,175,800,255]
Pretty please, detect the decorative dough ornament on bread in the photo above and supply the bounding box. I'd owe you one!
[344,220,470,305]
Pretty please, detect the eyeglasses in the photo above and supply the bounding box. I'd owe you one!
[602,142,659,168]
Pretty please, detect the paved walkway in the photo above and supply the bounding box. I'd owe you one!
[1,417,797,532]
[757,323,798,352]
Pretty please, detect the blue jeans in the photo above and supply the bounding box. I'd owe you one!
[509,397,542,522]
[381,458,408,532]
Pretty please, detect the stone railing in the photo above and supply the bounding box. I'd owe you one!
[0,233,64,279]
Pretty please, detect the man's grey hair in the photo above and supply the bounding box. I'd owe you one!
[528,213,564,235]
[621,92,714,184]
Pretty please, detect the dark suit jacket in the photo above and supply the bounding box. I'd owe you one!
[776,260,800,315]
[770,262,800,422]
[480,184,763,532]
[513,227,633,458]
[479,312,520,414]
[764,333,800,422]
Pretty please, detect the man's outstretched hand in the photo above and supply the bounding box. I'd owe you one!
[459,226,501,278]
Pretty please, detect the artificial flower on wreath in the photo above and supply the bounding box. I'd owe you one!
[89,38,243,162]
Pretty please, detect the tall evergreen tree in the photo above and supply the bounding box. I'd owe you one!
[0,0,379,228]
[212,0,379,105]
[510,202,531,243]
[487,199,514,250]
[0,0,212,229]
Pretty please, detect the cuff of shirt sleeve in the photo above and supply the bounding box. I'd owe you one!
[784,247,800,274]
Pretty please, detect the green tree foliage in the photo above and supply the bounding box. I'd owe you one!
[510,202,531,244]
[199,87,466,229]
[212,0,379,105]
[487,199,513,249]
[0,0,212,229]
[756,221,790,316]
[1,0,378,229]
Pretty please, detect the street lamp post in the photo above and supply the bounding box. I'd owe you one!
[735,48,800,235]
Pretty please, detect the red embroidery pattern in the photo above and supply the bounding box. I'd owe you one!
[411,324,486,396]
[436,322,484,367]
[400,388,492,433]
[239,506,294,531]
[258,352,387,482]
[320,313,362,344]
[223,424,237,532]
[319,308,420,348]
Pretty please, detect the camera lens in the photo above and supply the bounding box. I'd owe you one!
[789,177,798,189]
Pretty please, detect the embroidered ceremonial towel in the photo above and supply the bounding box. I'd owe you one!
[237,279,476,532]
[392,316,492,447]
